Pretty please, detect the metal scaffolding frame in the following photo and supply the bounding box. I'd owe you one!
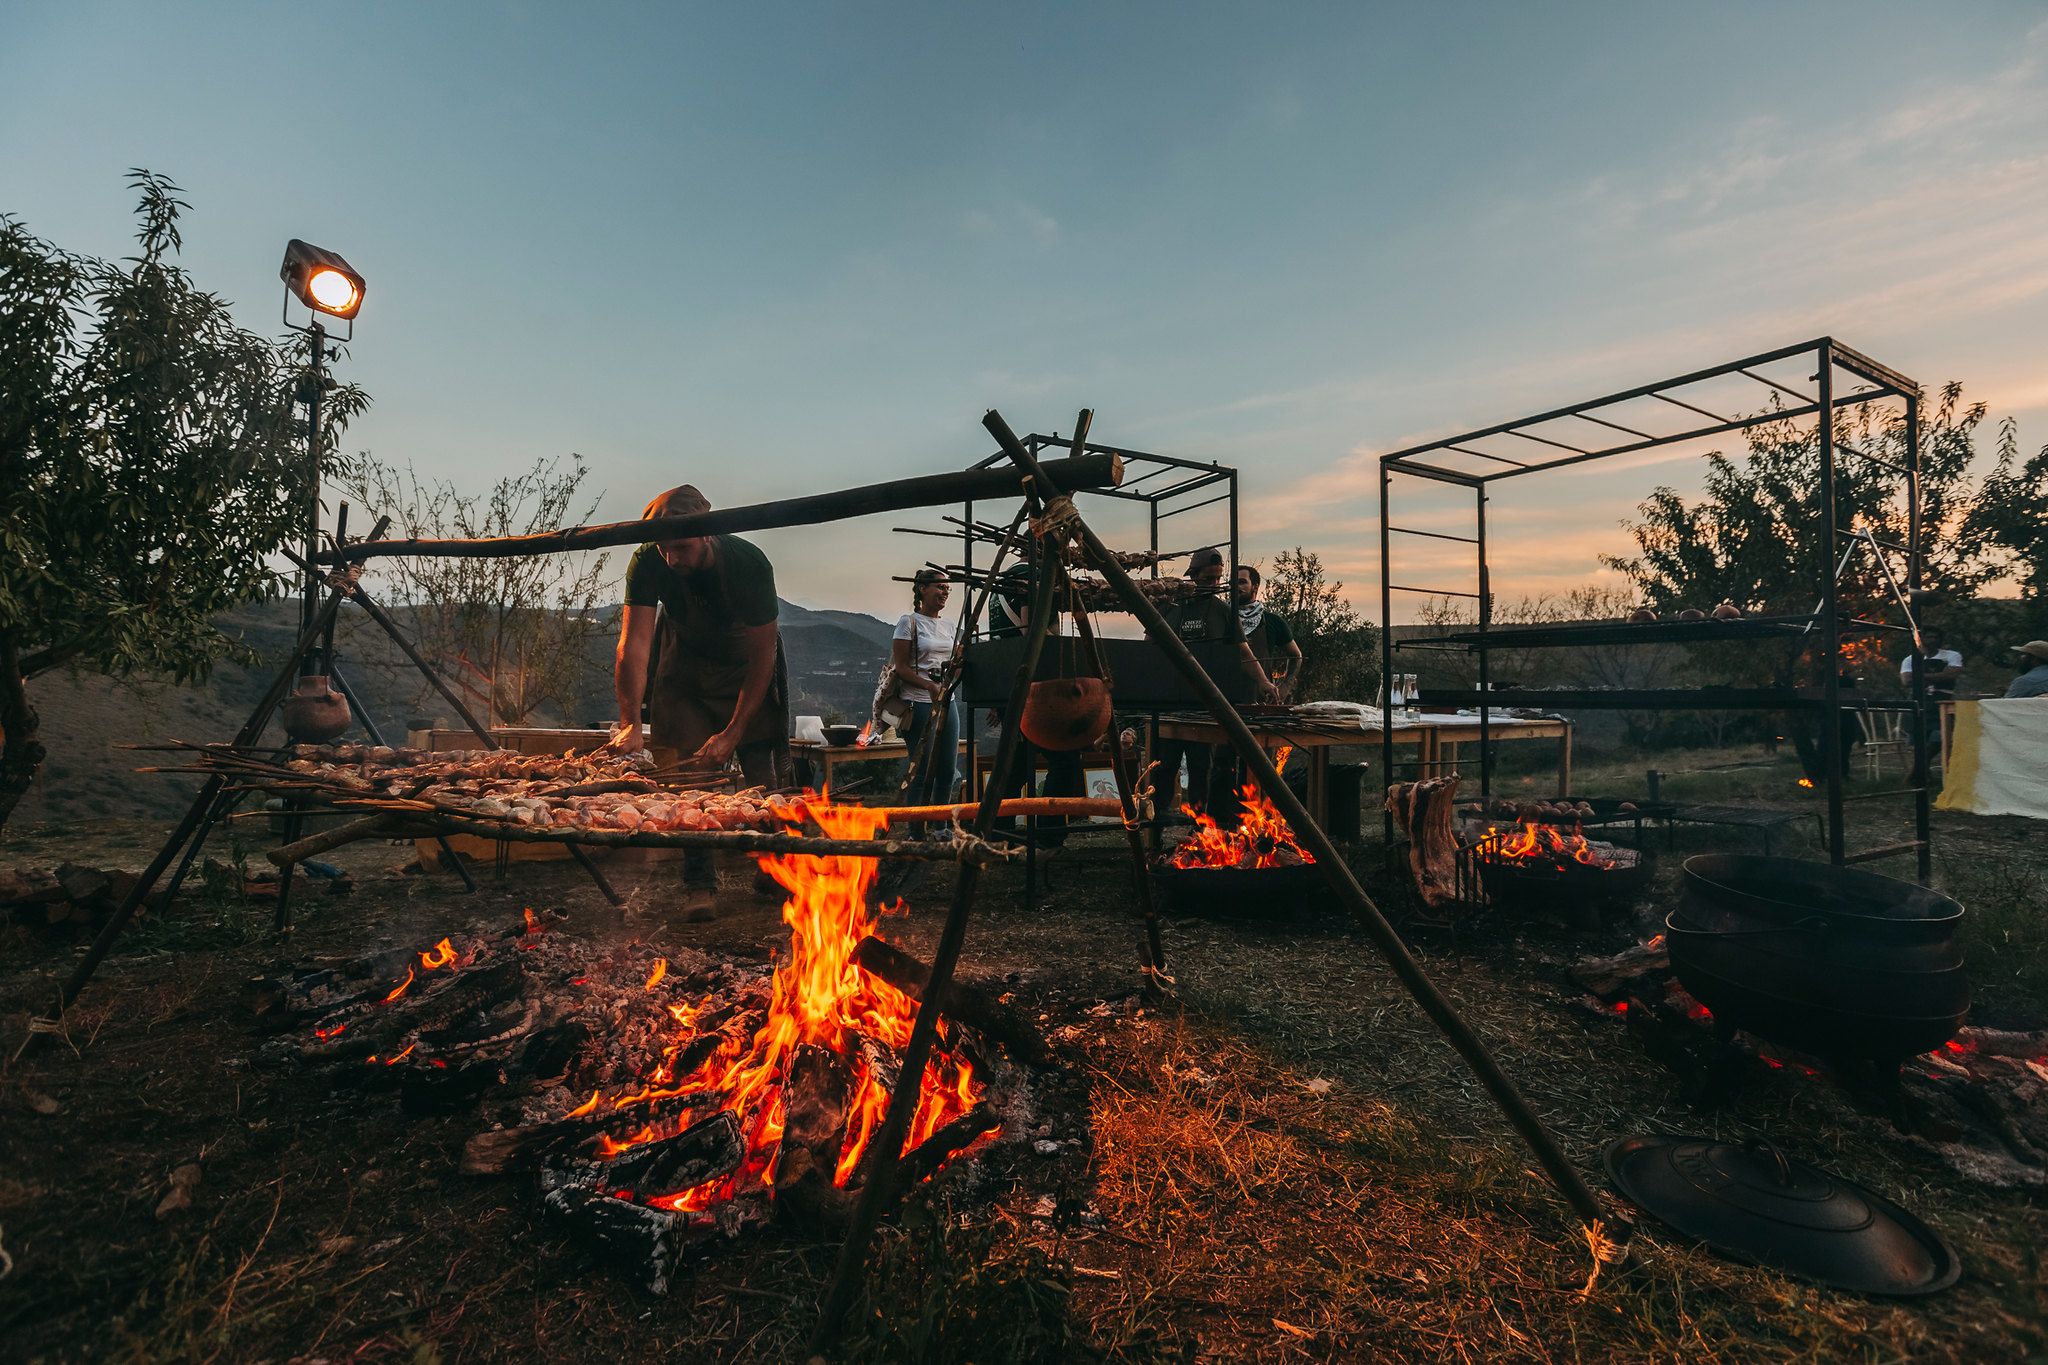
[1378,337,1933,880]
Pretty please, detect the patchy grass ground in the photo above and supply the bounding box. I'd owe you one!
[2,750,2045,1362]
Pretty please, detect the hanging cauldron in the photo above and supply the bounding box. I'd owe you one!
[1018,677,1111,752]
[280,674,352,743]
[1666,854,1968,1062]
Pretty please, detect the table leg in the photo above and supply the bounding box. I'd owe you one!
[1558,726,1573,797]
[1310,747,1329,828]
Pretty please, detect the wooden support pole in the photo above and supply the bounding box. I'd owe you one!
[319,453,1123,564]
[979,407,1617,1239]
[812,523,1062,1349]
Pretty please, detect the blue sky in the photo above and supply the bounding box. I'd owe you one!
[6,2,2045,621]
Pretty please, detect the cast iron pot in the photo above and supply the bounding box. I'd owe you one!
[1667,854,1968,1062]
[1019,677,1112,752]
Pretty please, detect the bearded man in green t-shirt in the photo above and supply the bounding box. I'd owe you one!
[610,487,791,908]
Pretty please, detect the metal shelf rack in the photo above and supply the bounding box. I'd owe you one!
[1377,337,1933,879]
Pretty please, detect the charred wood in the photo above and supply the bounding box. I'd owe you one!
[851,937,1049,1064]
[541,1183,684,1296]
[602,1112,745,1197]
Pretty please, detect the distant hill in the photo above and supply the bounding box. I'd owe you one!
[14,596,896,825]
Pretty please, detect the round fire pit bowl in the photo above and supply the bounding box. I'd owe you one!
[1667,854,1969,1062]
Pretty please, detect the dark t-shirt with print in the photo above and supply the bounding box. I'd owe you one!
[1244,610,1294,666]
[1165,593,1241,645]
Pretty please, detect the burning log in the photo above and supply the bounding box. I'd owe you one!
[462,1092,711,1175]
[850,936,1049,1064]
[771,1044,857,1227]
[894,1102,1001,1193]
[603,1112,745,1196]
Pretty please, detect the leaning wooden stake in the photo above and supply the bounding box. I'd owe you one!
[812,520,1063,1348]
[981,407,1619,1241]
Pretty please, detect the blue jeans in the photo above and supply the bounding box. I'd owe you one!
[903,699,960,806]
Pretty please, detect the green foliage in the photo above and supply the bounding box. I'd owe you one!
[0,171,358,684]
[0,170,363,826]
[332,451,610,725]
[1261,547,1378,702]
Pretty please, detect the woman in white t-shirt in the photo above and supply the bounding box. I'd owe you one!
[891,570,959,806]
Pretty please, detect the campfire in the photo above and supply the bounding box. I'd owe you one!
[1485,820,1623,875]
[1164,780,1316,872]
[248,801,1032,1293]
[1465,807,1648,920]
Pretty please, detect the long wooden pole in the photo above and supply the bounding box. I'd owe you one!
[813,524,1062,1347]
[318,452,1123,564]
[982,408,1616,1236]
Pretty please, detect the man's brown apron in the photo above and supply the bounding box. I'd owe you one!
[647,604,790,779]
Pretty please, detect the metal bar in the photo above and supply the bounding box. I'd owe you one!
[1842,787,1926,802]
[1479,404,1822,482]
[1384,459,1485,488]
[1648,390,1734,424]
[1570,411,1655,441]
[1378,337,1829,463]
[1151,471,1230,503]
[1817,347,1845,865]
[1154,489,1231,520]
[1826,338,1921,397]
[1841,840,1925,864]
[1476,484,1492,805]
[1840,527,1911,554]
[1390,584,1482,599]
[1389,525,1480,545]
[1904,391,1931,882]
[1380,461,1396,850]
[1502,429,1588,455]
[1835,442,1908,476]
[1446,444,1531,467]
[1736,366,1814,404]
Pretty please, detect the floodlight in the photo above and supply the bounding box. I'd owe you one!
[280,238,366,321]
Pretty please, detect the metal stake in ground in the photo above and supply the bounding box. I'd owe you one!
[983,407,1619,1242]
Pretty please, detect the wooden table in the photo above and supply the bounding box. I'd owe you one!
[1426,716,1573,795]
[789,738,909,798]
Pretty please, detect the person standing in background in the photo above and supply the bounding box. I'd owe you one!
[891,569,960,812]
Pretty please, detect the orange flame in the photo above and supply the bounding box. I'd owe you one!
[522,907,545,936]
[1166,781,1315,870]
[597,801,989,1209]
[380,968,415,1003]
[644,958,668,991]
[1797,777,1815,789]
[1488,820,1618,872]
[420,938,456,970]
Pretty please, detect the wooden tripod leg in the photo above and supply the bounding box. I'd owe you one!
[1106,722,1169,991]
[811,529,1061,1350]
[985,407,1619,1241]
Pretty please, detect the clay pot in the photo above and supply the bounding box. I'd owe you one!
[281,675,351,743]
[1018,677,1112,752]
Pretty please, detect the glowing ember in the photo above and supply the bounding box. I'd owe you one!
[1797,778,1816,789]
[644,958,668,991]
[1166,781,1315,870]
[380,968,415,1003]
[1486,821,1619,874]
[420,938,456,970]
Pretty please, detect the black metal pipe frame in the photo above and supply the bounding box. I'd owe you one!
[1379,337,1930,881]
[813,507,1064,1347]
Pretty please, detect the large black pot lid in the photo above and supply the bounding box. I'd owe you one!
[1604,1135,1960,1296]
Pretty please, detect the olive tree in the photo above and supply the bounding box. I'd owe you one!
[0,172,358,828]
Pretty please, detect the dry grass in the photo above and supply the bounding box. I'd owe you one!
[2,783,2046,1361]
